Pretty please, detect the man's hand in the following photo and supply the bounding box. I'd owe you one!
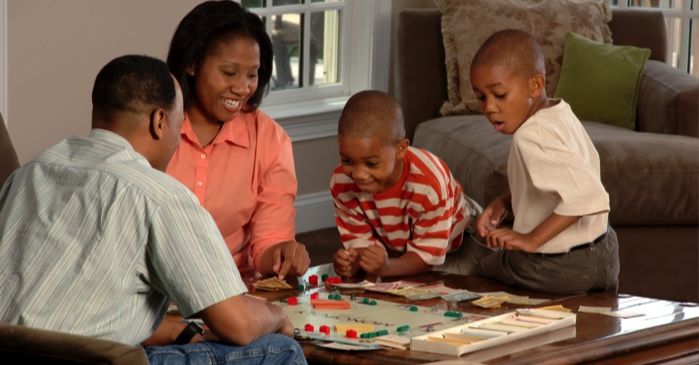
[276,314,295,337]
[270,240,311,280]
[486,228,538,252]
[358,242,389,276]
[333,248,360,278]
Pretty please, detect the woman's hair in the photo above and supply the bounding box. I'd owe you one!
[167,0,273,111]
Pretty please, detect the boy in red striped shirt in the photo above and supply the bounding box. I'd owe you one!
[330,90,481,279]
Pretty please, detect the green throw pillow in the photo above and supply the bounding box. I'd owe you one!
[554,32,650,130]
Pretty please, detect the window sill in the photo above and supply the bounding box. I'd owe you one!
[260,96,348,142]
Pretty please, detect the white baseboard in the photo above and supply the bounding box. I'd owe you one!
[295,191,335,233]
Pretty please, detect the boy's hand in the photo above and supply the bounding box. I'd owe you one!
[486,228,537,252]
[271,240,311,280]
[333,248,360,278]
[477,197,509,238]
[358,242,388,275]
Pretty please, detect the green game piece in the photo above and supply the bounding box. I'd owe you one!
[376,329,389,336]
[396,325,410,332]
[362,298,371,304]
[321,273,329,281]
[369,300,377,305]
[360,333,370,339]
[297,284,305,291]
[444,311,463,318]
[409,306,418,312]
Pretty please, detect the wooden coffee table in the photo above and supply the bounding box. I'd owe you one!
[258,265,699,365]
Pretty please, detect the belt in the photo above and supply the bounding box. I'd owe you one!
[537,231,608,257]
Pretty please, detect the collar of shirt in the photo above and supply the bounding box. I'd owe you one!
[87,128,152,167]
[180,114,251,149]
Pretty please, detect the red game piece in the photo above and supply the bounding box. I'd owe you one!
[309,274,319,287]
[287,296,298,305]
[345,329,357,338]
[326,276,343,285]
[310,292,320,300]
[304,323,314,332]
[319,325,330,335]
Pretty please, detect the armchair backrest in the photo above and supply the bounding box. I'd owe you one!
[0,113,20,186]
[396,8,669,140]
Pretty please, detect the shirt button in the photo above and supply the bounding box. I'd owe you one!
[197,181,203,187]
[200,153,206,159]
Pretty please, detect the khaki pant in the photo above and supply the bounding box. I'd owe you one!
[438,228,620,294]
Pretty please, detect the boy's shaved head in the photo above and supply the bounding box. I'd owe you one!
[339,90,405,145]
[471,29,545,78]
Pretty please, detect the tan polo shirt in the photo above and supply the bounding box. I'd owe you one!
[508,100,609,253]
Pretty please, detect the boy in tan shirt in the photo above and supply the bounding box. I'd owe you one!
[460,29,619,294]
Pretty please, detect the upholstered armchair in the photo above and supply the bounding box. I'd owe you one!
[0,113,19,186]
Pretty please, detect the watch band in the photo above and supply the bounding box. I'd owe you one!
[174,321,205,345]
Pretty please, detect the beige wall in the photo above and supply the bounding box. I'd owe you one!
[293,136,339,195]
[7,0,200,162]
[5,1,431,231]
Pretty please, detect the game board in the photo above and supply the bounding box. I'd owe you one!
[274,289,489,349]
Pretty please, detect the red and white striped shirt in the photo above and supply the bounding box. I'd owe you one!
[330,147,479,265]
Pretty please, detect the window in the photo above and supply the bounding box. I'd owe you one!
[239,0,390,122]
[611,0,698,76]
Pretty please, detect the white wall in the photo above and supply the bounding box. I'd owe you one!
[7,1,201,162]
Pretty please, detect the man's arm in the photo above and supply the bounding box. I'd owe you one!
[199,294,293,346]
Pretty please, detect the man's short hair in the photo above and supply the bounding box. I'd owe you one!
[92,55,176,121]
[338,90,405,145]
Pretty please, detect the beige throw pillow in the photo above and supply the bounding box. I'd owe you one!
[436,0,612,115]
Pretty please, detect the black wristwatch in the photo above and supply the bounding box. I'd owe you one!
[174,321,205,345]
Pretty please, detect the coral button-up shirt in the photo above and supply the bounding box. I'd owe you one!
[166,109,298,274]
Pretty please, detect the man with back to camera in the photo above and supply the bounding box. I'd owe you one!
[0,54,307,365]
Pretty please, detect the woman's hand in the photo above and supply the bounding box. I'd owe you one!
[269,240,311,280]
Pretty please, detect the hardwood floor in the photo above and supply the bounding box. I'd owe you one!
[296,227,341,265]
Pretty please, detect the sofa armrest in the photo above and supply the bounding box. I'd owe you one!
[637,60,699,138]
[609,9,666,61]
[0,323,148,365]
[396,9,446,140]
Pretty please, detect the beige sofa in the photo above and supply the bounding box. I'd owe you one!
[396,8,699,302]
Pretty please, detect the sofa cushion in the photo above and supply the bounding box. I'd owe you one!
[555,32,650,130]
[435,0,612,115]
[413,117,699,226]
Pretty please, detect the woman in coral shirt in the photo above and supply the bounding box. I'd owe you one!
[165,1,309,279]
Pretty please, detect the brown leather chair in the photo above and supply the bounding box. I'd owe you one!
[0,323,147,365]
[0,113,19,186]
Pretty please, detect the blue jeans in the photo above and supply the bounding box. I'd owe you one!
[145,334,307,365]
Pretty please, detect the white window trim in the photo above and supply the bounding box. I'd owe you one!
[613,0,697,74]
[0,0,7,122]
[239,0,391,142]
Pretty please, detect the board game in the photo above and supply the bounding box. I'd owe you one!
[274,288,489,349]
[411,308,577,356]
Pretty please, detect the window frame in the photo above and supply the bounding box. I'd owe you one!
[238,0,391,128]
